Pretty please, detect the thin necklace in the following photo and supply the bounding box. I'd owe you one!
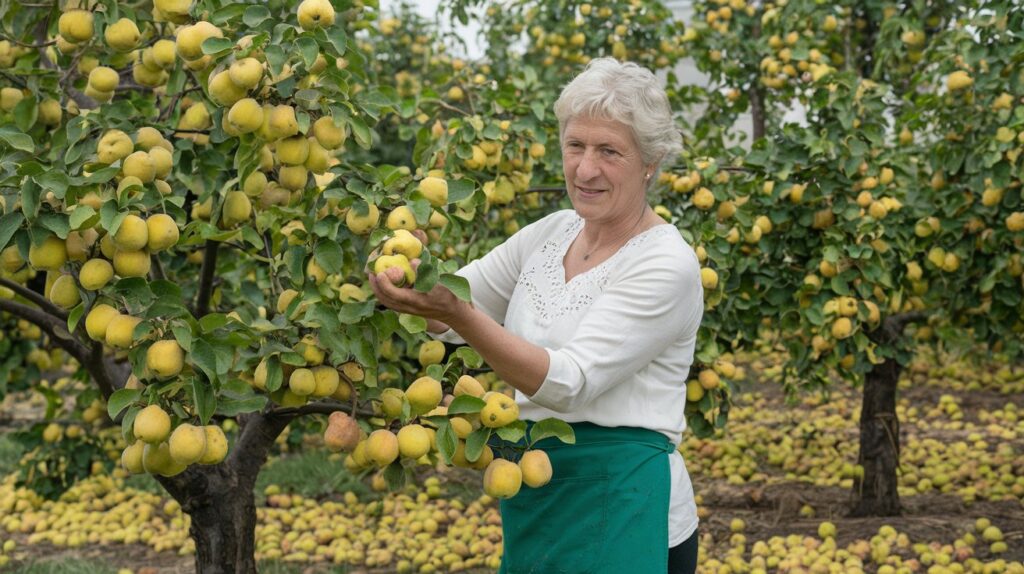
[581,208,648,261]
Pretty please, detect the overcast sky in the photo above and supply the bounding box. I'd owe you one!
[378,0,485,58]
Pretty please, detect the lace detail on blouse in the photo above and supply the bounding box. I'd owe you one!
[517,214,679,321]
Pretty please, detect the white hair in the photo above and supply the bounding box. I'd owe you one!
[554,58,683,171]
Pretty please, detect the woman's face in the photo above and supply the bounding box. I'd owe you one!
[561,116,651,225]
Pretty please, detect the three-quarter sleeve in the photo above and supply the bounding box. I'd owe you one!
[527,247,703,413]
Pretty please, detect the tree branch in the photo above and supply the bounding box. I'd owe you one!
[195,240,218,317]
[869,311,929,345]
[748,11,766,141]
[268,400,375,419]
[0,277,68,320]
[0,297,89,361]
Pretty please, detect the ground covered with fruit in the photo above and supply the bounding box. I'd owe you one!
[1,347,1022,573]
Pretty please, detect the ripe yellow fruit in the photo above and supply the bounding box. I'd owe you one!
[88,66,119,93]
[1005,212,1024,232]
[168,423,207,465]
[105,314,142,348]
[176,21,223,61]
[831,317,853,339]
[222,191,252,227]
[312,116,346,149]
[686,379,705,402]
[386,205,417,231]
[698,369,721,390]
[946,71,973,91]
[121,441,146,474]
[208,70,247,106]
[97,130,134,164]
[324,411,360,452]
[28,235,67,271]
[382,229,423,260]
[366,429,400,467]
[122,151,156,183]
[276,135,310,165]
[228,58,263,89]
[406,376,443,415]
[85,303,119,341]
[297,0,336,30]
[345,204,380,235]
[453,375,485,398]
[198,425,228,464]
[267,105,299,139]
[105,18,140,52]
[48,274,80,309]
[289,368,317,396]
[397,424,432,459]
[146,214,179,252]
[692,187,715,210]
[379,387,405,418]
[373,254,416,286]
[481,393,519,428]
[58,10,94,43]
[519,450,552,488]
[418,176,448,207]
[134,404,172,444]
[155,0,192,19]
[147,340,185,378]
[227,98,264,134]
[483,458,522,499]
[418,340,445,367]
[114,215,149,251]
[113,249,151,278]
[311,365,340,397]
[141,442,180,476]
[700,268,719,290]
[150,39,177,69]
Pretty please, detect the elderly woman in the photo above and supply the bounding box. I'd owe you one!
[370,58,703,573]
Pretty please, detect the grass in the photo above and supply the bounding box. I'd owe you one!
[254,449,370,503]
[6,558,120,574]
[0,431,24,476]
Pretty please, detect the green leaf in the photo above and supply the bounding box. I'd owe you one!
[201,37,234,56]
[325,27,347,56]
[398,313,426,333]
[447,179,475,203]
[413,261,439,292]
[107,388,141,420]
[349,117,372,149]
[436,421,457,465]
[495,420,526,443]
[528,418,576,446]
[295,36,320,69]
[383,460,405,490]
[199,313,229,333]
[37,212,69,239]
[452,347,482,369]
[264,355,283,392]
[172,324,193,353]
[447,394,485,414]
[0,211,24,250]
[0,125,33,152]
[465,427,491,462]
[68,206,97,230]
[21,178,41,220]
[67,303,85,334]
[243,5,272,27]
[193,379,216,425]
[190,339,219,381]
[121,406,140,440]
[314,240,344,274]
[13,97,37,132]
[440,274,471,302]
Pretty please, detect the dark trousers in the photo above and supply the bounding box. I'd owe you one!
[667,528,698,574]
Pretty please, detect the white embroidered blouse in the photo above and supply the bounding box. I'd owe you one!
[433,209,703,545]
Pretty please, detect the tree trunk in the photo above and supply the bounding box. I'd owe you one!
[850,356,902,516]
[184,467,261,573]
[156,412,294,573]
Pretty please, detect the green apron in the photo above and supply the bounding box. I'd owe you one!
[495,421,674,574]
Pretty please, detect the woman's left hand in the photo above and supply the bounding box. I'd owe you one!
[368,261,467,324]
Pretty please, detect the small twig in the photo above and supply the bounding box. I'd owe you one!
[435,100,470,117]
[0,34,57,48]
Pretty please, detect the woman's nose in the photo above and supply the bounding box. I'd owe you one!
[574,149,600,181]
